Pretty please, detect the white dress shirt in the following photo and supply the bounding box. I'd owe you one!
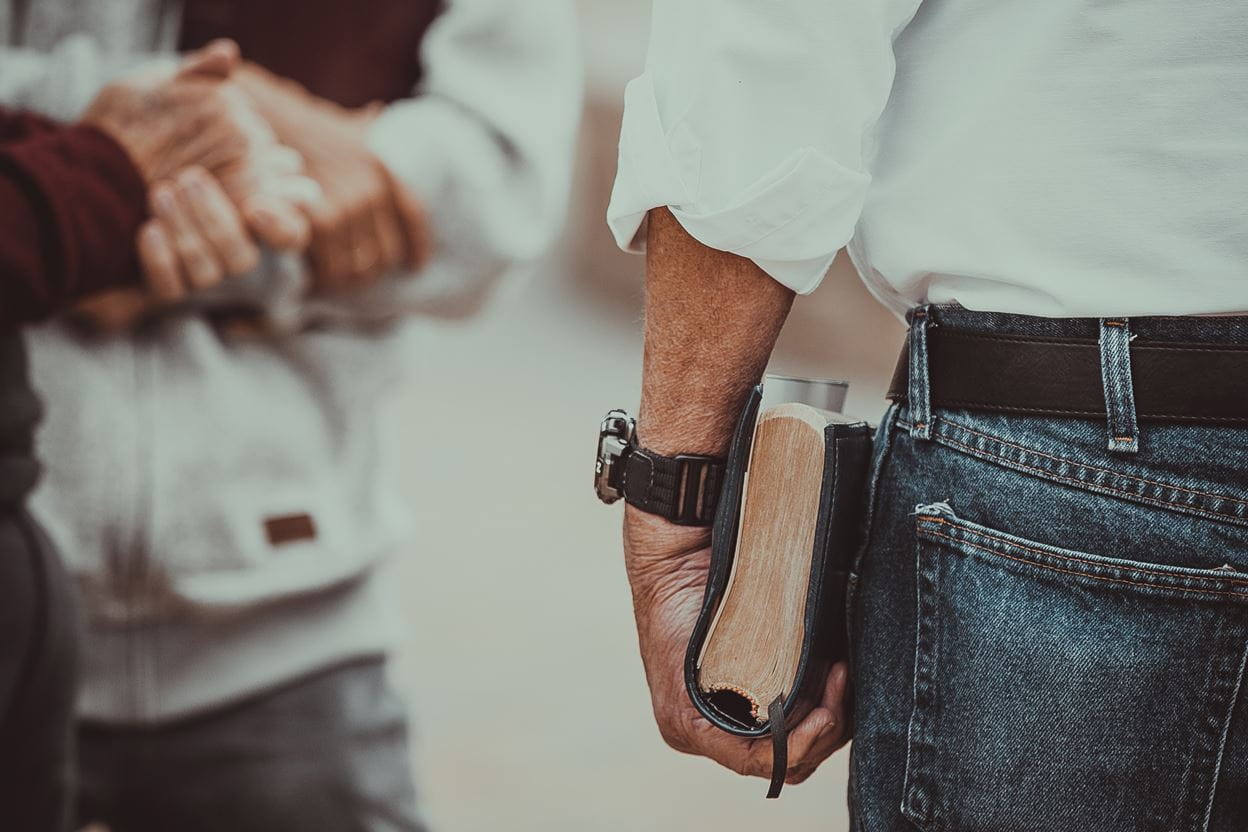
[608,0,1248,318]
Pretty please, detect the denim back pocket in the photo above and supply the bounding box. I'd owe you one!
[902,508,1248,832]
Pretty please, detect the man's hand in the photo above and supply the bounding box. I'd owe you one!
[234,63,431,294]
[624,509,850,785]
[624,208,850,784]
[82,40,316,252]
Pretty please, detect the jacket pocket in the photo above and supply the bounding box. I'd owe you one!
[902,507,1248,832]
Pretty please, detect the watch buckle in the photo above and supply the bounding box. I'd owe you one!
[668,454,721,526]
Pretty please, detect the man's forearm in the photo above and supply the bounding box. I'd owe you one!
[638,208,795,458]
[622,210,851,784]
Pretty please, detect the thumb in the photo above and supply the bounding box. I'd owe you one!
[178,39,240,80]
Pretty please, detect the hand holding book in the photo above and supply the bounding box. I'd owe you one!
[683,382,871,796]
[623,504,851,787]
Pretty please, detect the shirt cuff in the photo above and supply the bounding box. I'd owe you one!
[358,102,515,318]
[366,100,456,218]
[606,73,870,295]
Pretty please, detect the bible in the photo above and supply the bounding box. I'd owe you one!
[684,382,872,797]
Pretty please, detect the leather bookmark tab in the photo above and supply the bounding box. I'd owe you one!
[265,513,317,546]
[766,695,787,799]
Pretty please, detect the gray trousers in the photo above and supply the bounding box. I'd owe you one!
[77,658,426,832]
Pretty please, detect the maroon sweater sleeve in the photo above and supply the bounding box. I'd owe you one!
[0,110,149,327]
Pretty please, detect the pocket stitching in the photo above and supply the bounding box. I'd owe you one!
[910,514,1248,831]
[919,522,1248,600]
[917,426,1248,528]
[943,417,1248,510]
[919,516,1248,587]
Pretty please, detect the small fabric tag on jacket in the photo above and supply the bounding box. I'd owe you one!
[264,513,318,546]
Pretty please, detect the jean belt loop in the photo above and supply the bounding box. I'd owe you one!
[908,305,933,441]
[1099,317,1140,454]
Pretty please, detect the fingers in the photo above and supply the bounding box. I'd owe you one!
[239,154,319,251]
[337,194,404,291]
[177,167,261,276]
[662,664,851,788]
[150,168,267,294]
[784,663,852,784]
[371,200,405,281]
[137,221,185,302]
[266,145,305,179]
[335,197,381,291]
[304,155,415,293]
[306,189,380,292]
[307,196,352,288]
[151,181,223,291]
[389,173,432,269]
[319,191,415,293]
[178,39,240,80]
[243,193,312,251]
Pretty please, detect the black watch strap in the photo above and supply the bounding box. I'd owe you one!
[621,447,725,527]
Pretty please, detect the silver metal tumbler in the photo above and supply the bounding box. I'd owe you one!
[760,374,849,414]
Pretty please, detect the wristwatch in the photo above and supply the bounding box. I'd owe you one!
[594,409,726,527]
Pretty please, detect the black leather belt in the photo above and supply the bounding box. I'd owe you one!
[887,329,1248,425]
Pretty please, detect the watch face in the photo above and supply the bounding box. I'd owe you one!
[595,410,634,503]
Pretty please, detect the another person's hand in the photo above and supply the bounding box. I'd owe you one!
[81,39,317,252]
[623,506,850,786]
[73,167,263,333]
[235,63,431,294]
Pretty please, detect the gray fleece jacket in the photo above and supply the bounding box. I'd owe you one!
[0,0,581,723]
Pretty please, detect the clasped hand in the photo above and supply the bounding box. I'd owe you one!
[77,39,430,331]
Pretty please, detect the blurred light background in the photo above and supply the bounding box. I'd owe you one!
[385,2,906,829]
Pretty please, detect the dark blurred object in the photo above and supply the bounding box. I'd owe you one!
[0,510,79,832]
[180,0,442,106]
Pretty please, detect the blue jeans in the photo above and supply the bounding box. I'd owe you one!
[849,306,1248,831]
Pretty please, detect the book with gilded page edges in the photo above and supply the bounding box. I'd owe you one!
[684,383,872,797]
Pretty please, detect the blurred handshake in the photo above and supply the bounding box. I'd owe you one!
[75,39,429,331]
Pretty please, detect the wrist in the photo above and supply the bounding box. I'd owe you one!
[636,392,749,458]
[624,504,709,546]
[634,426,732,461]
[80,90,149,178]
[81,125,162,187]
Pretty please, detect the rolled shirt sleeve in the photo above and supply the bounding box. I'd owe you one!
[353,0,583,320]
[607,0,921,294]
